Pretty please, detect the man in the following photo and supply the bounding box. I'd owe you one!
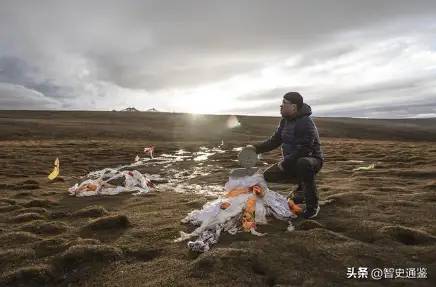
[248,92,324,219]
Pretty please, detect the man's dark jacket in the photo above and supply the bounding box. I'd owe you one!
[254,103,324,171]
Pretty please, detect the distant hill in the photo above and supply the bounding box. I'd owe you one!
[146,108,159,112]
[120,107,140,112]
[116,107,159,112]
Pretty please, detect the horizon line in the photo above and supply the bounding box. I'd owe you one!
[0,109,435,120]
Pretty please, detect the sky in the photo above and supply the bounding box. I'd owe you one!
[1,0,436,118]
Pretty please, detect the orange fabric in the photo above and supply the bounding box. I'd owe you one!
[225,187,249,198]
[288,199,303,215]
[220,202,231,209]
[242,195,257,231]
[79,183,98,192]
[225,185,266,232]
[250,185,265,198]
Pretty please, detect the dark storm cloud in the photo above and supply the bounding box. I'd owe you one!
[0,83,61,109]
[0,57,33,85]
[0,0,435,117]
[0,56,67,101]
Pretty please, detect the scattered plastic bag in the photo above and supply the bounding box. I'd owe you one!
[287,221,295,232]
[69,168,153,197]
[175,172,297,252]
[353,163,375,171]
[48,157,60,180]
[144,145,155,158]
[187,228,221,252]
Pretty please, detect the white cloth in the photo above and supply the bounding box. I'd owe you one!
[176,173,297,252]
[69,168,152,197]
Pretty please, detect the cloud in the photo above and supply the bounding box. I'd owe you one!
[228,24,436,117]
[0,83,61,109]
[0,1,435,117]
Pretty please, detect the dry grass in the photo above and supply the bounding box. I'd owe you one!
[0,111,435,286]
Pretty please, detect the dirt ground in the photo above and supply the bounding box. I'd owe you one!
[0,111,435,286]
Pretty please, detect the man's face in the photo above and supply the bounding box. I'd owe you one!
[280,99,298,117]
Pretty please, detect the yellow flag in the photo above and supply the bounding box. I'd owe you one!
[48,157,60,180]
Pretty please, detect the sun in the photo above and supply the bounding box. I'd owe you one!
[188,102,208,114]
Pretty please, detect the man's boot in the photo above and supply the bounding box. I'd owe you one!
[296,158,320,219]
[302,181,320,219]
[303,205,320,219]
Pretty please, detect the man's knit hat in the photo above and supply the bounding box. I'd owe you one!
[283,92,303,110]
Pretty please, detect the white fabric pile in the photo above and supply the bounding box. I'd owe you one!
[175,173,297,252]
[69,168,153,197]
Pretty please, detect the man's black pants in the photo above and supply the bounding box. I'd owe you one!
[263,157,322,209]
